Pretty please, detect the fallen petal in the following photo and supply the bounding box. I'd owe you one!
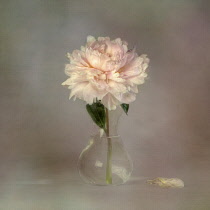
[147,177,184,188]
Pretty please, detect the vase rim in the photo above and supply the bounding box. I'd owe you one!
[101,135,120,139]
[90,134,120,139]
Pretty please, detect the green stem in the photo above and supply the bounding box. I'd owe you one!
[105,108,112,184]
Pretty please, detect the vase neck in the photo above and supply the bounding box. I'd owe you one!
[105,107,123,137]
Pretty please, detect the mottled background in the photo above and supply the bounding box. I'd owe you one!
[0,0,210,209]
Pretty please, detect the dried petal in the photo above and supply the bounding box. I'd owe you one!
[147,177,184,188]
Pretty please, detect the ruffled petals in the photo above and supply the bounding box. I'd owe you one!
[62,36,149,110]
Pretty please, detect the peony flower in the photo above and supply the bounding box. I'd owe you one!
[62,36,149,110]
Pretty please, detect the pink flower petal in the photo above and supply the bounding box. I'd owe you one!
[62,36,149,110]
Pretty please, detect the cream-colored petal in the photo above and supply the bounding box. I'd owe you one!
[87,35,96,44]
[69,82,88,100]
[147,177,184,188]
[107,80,127,94]
[114,92,136,104]
[83,83,107,104]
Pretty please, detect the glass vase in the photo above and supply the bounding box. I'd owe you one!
[77,107,133,185]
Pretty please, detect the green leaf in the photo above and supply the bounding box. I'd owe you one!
[86,102,106,129]
[121,104,129,115]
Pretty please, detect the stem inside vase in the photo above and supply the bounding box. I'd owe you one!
[105,107,112,184]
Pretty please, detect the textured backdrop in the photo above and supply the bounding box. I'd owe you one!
[0,0,210,209]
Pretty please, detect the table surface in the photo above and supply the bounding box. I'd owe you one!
[0,151,210,210]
